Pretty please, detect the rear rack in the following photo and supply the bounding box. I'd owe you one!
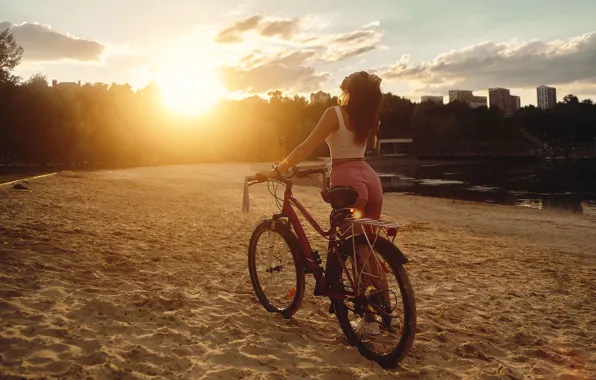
[339,217,404,289]
[342,217,404,244]
[346,217,404,230]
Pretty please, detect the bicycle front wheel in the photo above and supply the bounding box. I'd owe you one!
[248,219,306,319]
[331,234,416,368]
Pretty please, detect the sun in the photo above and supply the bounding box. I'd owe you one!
[155,61,225,116]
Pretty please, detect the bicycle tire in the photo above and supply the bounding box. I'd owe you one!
[331,234,416,368]
[248,219,306,319]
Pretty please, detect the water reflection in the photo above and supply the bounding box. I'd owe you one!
[378,159,596,215]
[517,198,585,213]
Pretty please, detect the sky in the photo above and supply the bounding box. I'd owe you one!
[2,0,596,106]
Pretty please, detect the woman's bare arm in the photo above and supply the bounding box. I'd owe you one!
[275,106,338,172]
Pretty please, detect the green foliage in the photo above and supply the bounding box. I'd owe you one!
[0,28,24,85]
[0,77,340,166]
[382,93,596,155]
[0,67,594,167]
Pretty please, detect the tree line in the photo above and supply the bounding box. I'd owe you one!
[1,29,595,168]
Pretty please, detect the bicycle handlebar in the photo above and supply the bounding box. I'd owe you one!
[243,165,329,213]
[246,166,326,185]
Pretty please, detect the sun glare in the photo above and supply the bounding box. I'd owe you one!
[156,61,225,117]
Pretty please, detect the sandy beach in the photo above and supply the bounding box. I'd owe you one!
[0,164,594,379]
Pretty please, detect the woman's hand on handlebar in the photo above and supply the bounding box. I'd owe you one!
[256,168,278,180]
[246,166,284,182]
[246,165,325,183]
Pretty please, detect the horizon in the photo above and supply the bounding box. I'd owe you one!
[2,0,596,113]
[45,78,582,108]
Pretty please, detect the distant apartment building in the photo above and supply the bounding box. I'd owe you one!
[421,95,444,104]
[470,96,487,108]
[52,79,81,88]
[537,85,557,109]
[449,90,473,104]
[448,90,486,108]
[310,91,331,104]
[489,87,521,115]
[510,95,521,113]
[489,88,511,113]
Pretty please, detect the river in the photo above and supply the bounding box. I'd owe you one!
[378,159,596,216]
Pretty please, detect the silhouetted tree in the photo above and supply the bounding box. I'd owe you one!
[0,29,24,164]
[563,94,580,105]
[2,39,595,166]
[379,93,415,139]
[0,29,23,85]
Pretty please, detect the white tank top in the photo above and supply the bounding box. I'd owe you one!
[325,106,367,159]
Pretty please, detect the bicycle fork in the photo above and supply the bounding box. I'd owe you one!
[266,220,277,270]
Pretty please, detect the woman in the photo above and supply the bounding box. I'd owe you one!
[255,71,386,335]
[256,71,383,220]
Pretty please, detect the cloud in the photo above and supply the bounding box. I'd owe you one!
[325,45,379,62]
[214,14,301,43]
[380,32,596,94]
[325,28,384,62]
[260,19,299,39]
[212,15,387,92]
[0,21,104,62]
[214,14,383,66]
[333,29,380,44]
[213,15,262,43]
[219,49,328,93]
[362,21,381,28]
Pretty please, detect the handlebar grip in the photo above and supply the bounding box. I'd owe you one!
[246,174,266,182]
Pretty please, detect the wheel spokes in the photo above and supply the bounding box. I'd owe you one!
[254,230,297,310]
[341,243,406,355]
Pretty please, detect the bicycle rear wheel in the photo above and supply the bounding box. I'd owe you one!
[330,234,416,368]
[248,219,306,319]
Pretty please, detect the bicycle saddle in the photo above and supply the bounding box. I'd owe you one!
[321,185,359,209]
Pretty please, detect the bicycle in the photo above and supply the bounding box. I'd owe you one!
[243,165,416,369]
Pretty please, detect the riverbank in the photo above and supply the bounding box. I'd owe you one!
[0,164,594,379]
[0,155,538,185]
[0,167,58,184]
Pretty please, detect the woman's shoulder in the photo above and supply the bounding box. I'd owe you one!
[323,105,345,121]
[322,106,341,132]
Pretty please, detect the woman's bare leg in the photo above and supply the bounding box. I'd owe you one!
[352,198,392,317]
[346,199,388,322]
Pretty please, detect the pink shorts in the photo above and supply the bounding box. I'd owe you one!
[329,161,383,218]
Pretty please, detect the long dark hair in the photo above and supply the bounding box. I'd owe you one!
[339,71,382,145]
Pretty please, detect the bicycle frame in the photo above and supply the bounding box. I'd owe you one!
[271,170,359,299]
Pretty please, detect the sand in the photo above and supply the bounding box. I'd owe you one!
[0,164,594,380]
